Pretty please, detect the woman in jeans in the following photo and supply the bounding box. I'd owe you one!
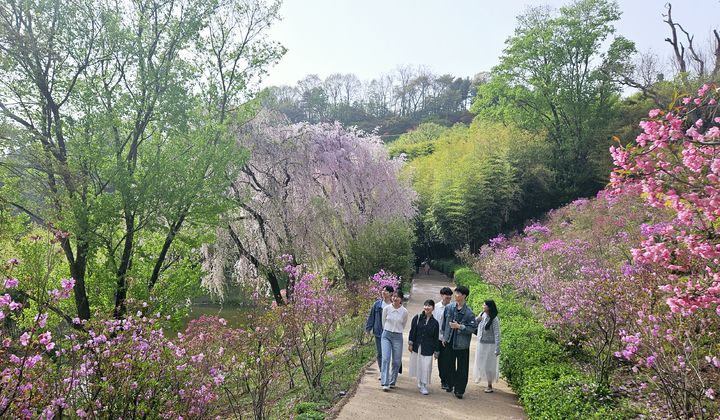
[380,290,408,391]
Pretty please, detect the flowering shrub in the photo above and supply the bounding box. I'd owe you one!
[610,83,720,418]
[0,255,289,419]
[468,83,720,418]
[283,263,347,390]
[470,192,657,385]
[369,269,400,296]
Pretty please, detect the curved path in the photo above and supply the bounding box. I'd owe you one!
[334,270,526,419]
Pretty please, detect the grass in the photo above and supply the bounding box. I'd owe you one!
[271,318,376,419]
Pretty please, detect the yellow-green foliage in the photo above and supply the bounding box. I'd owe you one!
[387,122,448,159]
[405,119,550,249]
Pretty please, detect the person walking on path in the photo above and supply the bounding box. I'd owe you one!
[334,272,526,420]
[433,287,453,390]
[381,290,408,391]
[440,286,476,399]
[408,299,440,395]
[365,285,394,376]
[474,300,500,393]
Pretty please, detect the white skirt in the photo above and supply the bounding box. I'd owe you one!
[473,342,499,383]
[408,345,433,385]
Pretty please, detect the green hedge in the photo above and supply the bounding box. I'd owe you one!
[430,258,462,277]
[453,267,635,419]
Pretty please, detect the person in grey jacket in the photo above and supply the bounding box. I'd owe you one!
[473,299,500,393]
[440,285,477,399]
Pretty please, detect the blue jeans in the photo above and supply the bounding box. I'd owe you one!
[381,330,403,386]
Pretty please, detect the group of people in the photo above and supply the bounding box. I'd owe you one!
[365,284,500,398]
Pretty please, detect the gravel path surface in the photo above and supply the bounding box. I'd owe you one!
[333,270,526,420]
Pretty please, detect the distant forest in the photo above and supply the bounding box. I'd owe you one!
[262,66,485,139]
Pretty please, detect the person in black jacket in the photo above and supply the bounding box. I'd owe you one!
[407,299,440,395]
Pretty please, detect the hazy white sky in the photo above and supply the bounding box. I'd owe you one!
[261,0,720,87]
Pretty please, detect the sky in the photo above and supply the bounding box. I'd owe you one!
[260,0,720,87]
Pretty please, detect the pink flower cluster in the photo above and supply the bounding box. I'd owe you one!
[0,258,288,418]
[611,83,720,318]
[370,269,401,295]
[471,185,719,416]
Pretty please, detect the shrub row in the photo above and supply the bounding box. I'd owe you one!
[454,267,634,419]
[430,258,462,278]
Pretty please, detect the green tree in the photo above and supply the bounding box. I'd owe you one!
[0,0,284,319]
[472,0,635,203]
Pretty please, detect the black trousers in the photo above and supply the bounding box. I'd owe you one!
[445,345,470,395]
[437,340,450,386]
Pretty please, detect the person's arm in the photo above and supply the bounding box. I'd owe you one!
[457,309,477,336]
[440,305,449,341]
[382,305,389,329]
[365,301,376,333]
[494,317,501,355]
[401,308,409,329]
[436,308,445,341]
[432,321,440,354]
[408,315,418,352]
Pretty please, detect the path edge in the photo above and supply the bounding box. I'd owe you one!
[326,358,376,419]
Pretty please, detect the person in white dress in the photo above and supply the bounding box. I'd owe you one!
[408,299,440,395]
[473,300,500,393]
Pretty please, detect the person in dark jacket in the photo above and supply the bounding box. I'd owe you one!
[440,286,477,399]
[365,285,394,376]
[408,299,440,395]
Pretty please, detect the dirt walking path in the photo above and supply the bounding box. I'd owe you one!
[333,270,526,419]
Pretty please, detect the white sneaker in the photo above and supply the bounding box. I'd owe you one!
[420,385,429,395]
[382,386,389,392]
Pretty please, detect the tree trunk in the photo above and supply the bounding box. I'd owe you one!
[113,212,135,319]
[148,212,187,291]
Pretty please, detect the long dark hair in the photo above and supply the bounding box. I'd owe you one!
[484,300,498,330]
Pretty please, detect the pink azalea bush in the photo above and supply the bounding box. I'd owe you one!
[282,262,347,390]
[369,269,401,296]
[470,83,720,417]
[470,192,659,386]
[609,83,720,418]
[0,253,345,419]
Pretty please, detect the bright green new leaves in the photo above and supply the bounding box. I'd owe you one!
[407,121,545,251]
[0,0,284,319]
[473,0,635,202]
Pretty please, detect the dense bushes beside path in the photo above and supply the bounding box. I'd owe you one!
[429,258,462,277]
[453,268,635,419]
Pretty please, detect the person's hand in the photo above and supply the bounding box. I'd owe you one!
[449,320,461,330]
[407,345,412,352]
[441,341,446,347]
[433,352,439,359]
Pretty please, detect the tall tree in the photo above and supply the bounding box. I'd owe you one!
[472,0,635,203]
[0,0,284,319]
[201,113,416,303]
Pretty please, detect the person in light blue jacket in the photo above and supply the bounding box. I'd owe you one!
[365,285,394,375]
